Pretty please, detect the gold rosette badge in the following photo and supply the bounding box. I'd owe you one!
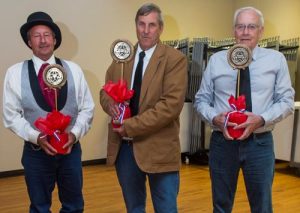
[110,39,134,79]
[111,39,134,63]
[227,44,252,70]
[43,64,67,88]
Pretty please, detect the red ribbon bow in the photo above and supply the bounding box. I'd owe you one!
[102,80,133,127]
[228,95,246,111]
[225,95,248,139]
[103,80,134,103]
[34,110,71,154]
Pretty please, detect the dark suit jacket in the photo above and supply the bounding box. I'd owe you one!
[100,41,188,173]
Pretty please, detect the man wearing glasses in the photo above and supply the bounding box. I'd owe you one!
[194,7,294,213]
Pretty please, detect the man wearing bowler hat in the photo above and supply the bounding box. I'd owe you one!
[3,11,94,212]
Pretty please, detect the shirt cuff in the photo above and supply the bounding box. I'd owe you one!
[260,113,271,128]
[70,126,80,142]
[28,129,41,145]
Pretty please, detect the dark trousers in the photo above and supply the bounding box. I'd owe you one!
[115,142,179,213]
[209,131,274,213]
[22,142,84,213]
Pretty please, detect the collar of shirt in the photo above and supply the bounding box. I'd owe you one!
[251,45,260,62]
[130,44,157,89]
[136,44,157,63]
[32,54,56,75]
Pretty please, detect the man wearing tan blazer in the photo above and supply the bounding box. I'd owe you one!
[100,3,187,213]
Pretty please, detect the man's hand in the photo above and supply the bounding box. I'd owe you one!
[212,112,236,140]
[62,132,77,155]
[234,112,265,140]
[108,102,120,120]
[37,133,57,156]
[113,125,127,137]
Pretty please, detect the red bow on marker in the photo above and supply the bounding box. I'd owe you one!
[34,110,71,154]
[103,80,134,103]
[225,95,248,139]
[103,80,134,128]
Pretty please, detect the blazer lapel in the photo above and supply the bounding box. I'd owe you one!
[123,45,136,88]
[123,59,134,86]
[139,43,165,106]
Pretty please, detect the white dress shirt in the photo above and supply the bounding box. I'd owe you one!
[3,54,95,144]
[130,44,156,89]
[194,46,295,133]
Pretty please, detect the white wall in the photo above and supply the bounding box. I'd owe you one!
[0,0,234,172]
[234,0,300,99]
[1,0,300,172]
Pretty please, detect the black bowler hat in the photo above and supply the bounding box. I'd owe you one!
[20,11,61,50]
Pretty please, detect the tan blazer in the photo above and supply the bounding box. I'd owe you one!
[100,42,188,173]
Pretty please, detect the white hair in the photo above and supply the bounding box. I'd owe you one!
[233,7,264,26]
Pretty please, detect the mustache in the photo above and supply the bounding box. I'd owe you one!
[39,44,49,48]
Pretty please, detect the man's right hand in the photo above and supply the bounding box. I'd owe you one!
[212,112,236,140]
[37,133,57,156]
[108,102,120,120]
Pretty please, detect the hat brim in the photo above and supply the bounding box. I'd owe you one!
[20,20,61,50]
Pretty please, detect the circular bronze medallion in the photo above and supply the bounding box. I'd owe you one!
[110,39,134,63]
[43,64,67,88]
[227,44,252,69]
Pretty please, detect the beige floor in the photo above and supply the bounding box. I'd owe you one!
[0,162,300,212]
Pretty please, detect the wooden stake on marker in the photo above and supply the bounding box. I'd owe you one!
[121,63,124,81]
[236,69,240,98]
[54,89,58,111]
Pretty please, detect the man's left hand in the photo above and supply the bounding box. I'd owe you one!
[234,112,265,140]
[113,125,127,137]
[62,132,76,154]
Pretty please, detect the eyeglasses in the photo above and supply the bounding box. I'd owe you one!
[235,24,260,32]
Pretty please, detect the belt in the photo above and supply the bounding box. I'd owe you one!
[25,141,41,151]
[122,139,133,145]
[213,131,271,140]
[250,131,271,139]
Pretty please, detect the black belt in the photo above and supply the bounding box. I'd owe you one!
[250,131,271,139]
[213,131,271,140]
[122,139,133,145]
[25,141,41,151]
